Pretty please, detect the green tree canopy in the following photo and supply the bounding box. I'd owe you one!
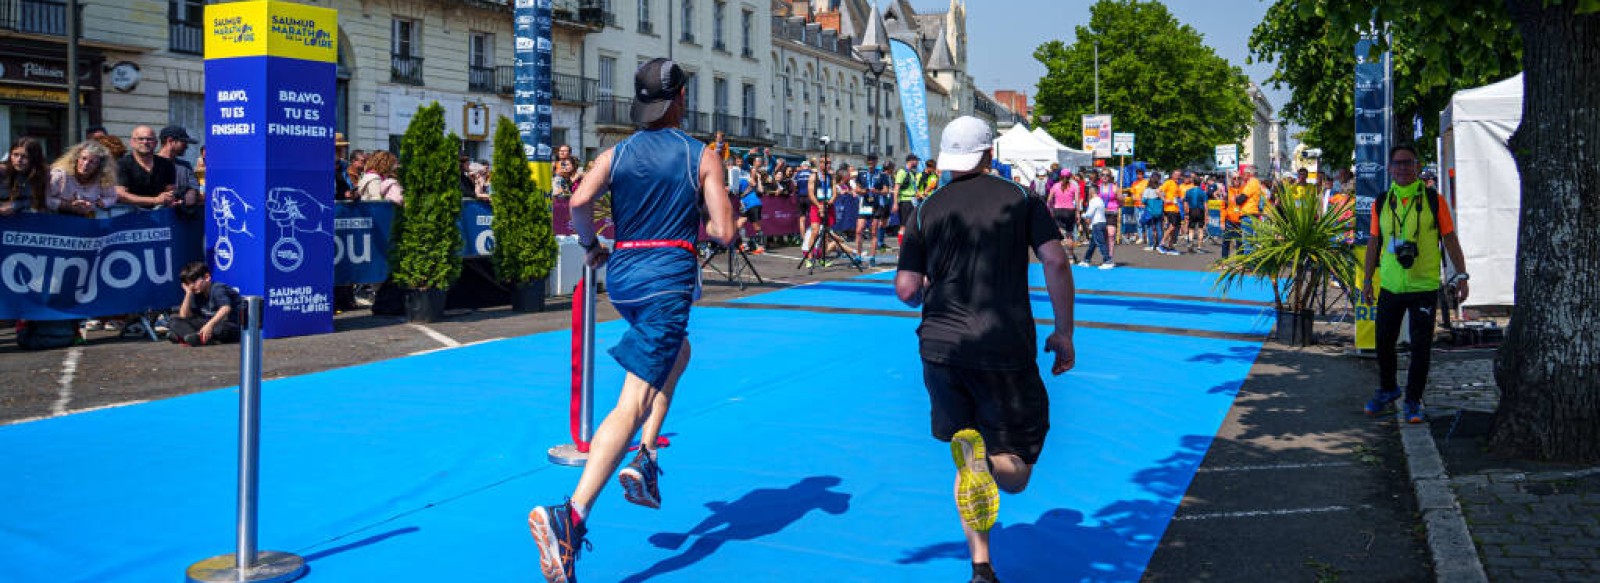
[1033,0,1252,169]
[1249,0,1522,165]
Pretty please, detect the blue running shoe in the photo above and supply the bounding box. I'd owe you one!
[1364,388,1402,416]
[1404,400,1425,424]
[528,500,589,583]
[618,448,664,509]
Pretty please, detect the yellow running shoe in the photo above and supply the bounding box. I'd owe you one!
[951,428,998,532]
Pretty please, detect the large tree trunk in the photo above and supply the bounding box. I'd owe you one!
[1490,2,1600,462]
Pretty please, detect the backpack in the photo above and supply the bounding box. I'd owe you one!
[1374,185,1443,239]
[17,320,80,350]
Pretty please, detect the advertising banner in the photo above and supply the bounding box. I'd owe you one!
[205,0,338,338]
[1112,132,1134,157]
[1082,114,1113,158]
[1215,144,1239,171]
[1353,35,1391,246]
[333,202,393,285]
[459,199,496,258]
[0,210,204,320]
[888,38,933,161]
[514,0,555,198]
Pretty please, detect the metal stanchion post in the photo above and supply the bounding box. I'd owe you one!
[187,297,306,583]
[549,263,597,466]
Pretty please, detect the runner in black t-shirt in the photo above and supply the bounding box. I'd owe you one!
[895,116,1077,583]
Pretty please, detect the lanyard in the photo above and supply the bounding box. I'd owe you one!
[1387,189,1420,241]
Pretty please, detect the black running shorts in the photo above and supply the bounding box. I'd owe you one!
[742,206,763,223]
[1187,209,1206,230]
[922,360,1050,465]
[1052,208,1079,237]
[1164,211,1183,228]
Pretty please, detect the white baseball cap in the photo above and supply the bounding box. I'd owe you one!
[936,116,993,173]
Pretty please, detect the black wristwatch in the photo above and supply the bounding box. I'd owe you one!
[579,238,599,252]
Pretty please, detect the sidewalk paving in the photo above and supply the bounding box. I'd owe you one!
[1411,353,1600,582]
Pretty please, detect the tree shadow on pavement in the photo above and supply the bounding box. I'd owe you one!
[621,476,850,583]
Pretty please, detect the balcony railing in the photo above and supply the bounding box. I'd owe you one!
[595,97,632,127]
[552,72,599,104]
[468,65,496,93]
[494,65,515,94]
[712,113,765,140]
[638,20,653,34]
[169,20,203,54]
[741,47,753,59]
[712,40,727,52]
[391,54,424,85]
[682,110,710,135]
[1,0,79,36]
[553,0,613,30]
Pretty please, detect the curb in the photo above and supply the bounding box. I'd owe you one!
[1397,413,1489,583]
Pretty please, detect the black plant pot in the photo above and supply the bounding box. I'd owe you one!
[404,288,448,323]
[1276,308,1316,347]
[511,278,547,313]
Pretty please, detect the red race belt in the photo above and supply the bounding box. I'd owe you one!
[614,239,696,252]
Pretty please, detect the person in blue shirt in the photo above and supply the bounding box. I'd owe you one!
[1183,175,1209,252]
[737,156,766,254]
[1142,172,1165,251]
[528,58,737,583]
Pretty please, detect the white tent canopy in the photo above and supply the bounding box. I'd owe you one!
[1033,127,1094,169]
[993,125,1094,178]
[1440,73,1522,307]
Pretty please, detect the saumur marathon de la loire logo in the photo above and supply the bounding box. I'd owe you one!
[270,15,333,49]
[213,16,255,44]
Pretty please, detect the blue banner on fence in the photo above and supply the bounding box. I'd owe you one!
[1120,207,1140,235]
[889,38,932,161]
[1,209,205,320]
[333,202,393,285]
[459,199,496,258]
[1206,207,1223,238]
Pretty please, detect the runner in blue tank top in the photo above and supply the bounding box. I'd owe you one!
[529,58,736,583]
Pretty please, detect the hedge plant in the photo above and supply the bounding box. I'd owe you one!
[489,116,557,284]
[391,101,463,290]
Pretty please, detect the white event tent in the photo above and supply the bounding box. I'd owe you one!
[993,125,1093,178]
[1440,73,1522,307]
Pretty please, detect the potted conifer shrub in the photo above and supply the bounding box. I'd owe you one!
[489,116,558,312]
[391,102,463,323]
[1214,184,1358,346]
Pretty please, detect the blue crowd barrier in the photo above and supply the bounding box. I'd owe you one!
[3,202,509,320]
[0,208,205,320]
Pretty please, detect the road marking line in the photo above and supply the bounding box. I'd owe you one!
[9,399,151,427]
[409,324,460,348]
[51,347,83,416]
[1173,505,1352,521]
[408,336,505,356]
[1197,461,1355,473]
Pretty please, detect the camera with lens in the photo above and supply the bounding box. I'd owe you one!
[1393,241,1419,268]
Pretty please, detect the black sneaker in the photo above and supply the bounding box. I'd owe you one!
[528,500,589,583]
[618,448,664,509]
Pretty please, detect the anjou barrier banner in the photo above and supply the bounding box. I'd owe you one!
[205,0,338,338]
[0,210,204,320]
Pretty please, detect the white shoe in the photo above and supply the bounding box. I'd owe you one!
[82,319,103,331]
[102,320,122,332]
[1143,246,1154,251]
[1077,261,1092,267]
[1099,262,1116,270]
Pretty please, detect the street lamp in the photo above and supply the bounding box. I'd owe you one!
[863,48,888,159]
[1093,40,1101,115]
[1040,113,1053,130]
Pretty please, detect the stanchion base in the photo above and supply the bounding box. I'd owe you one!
[186,551,306,583]
[548,443,589,466]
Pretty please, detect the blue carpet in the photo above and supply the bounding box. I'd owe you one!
[855,264,1279,304]
[0,271,1264,582]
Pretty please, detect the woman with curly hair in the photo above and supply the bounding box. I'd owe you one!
[47,140,120,218]
[355,150,403,205]
[2,137,49,215]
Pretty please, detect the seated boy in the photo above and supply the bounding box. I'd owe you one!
[170,261,242,346]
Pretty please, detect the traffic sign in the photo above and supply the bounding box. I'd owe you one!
[1112,132,1135,157]
[1215,144,1239,170]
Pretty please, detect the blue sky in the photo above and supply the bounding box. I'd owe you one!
[905,0,1286,114]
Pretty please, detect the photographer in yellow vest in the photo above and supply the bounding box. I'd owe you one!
[1360,143,1469,424]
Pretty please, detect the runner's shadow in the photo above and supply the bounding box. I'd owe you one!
[620,476,850,583]
[895,508,1150,582]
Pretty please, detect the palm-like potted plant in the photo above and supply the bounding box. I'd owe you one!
[391,102,463,322]
[1214,183,1358,346]
[488,116,558,312]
